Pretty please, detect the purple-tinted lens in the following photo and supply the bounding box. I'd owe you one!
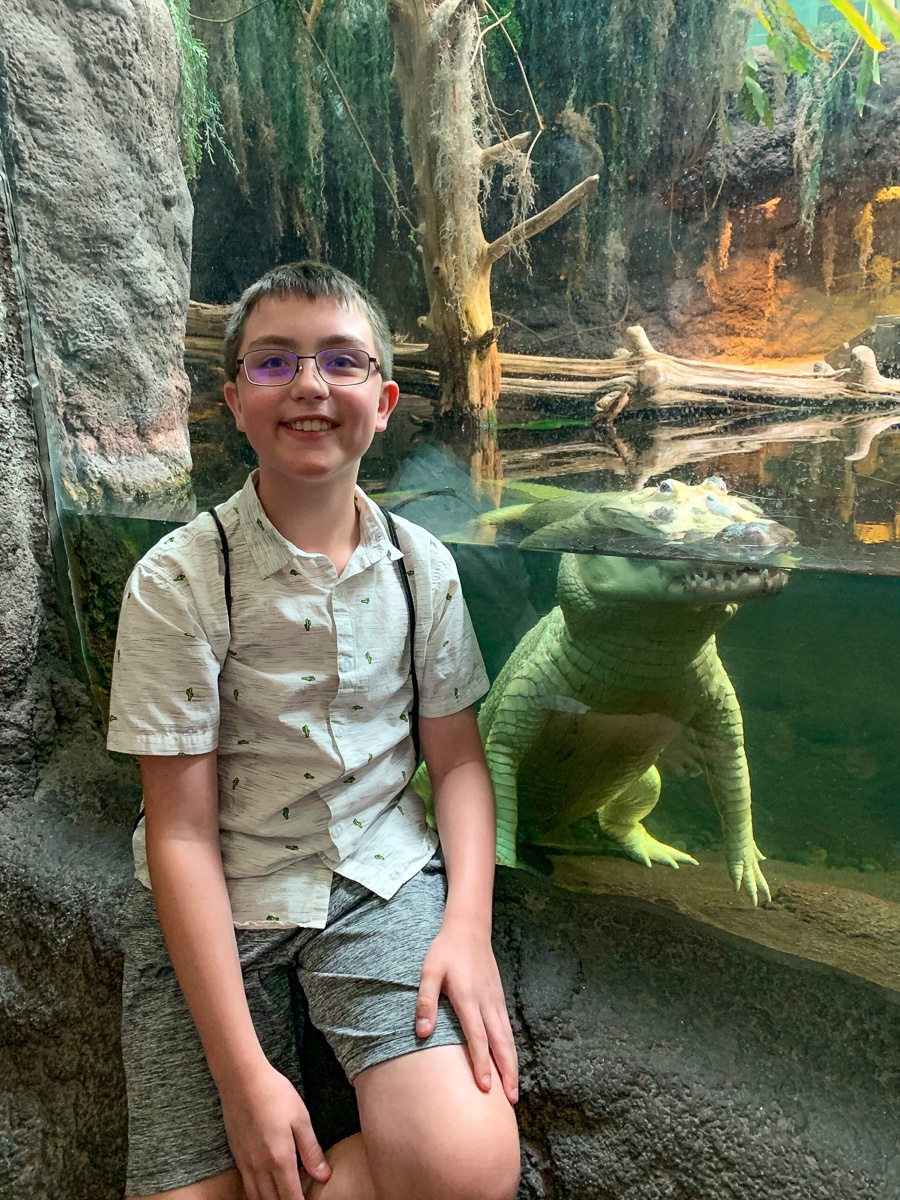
[317,348,369,382]
[243,350,298,385]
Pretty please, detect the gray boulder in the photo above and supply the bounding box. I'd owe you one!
[0,0,193,515]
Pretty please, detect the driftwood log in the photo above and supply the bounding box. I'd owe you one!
[185,304,900,412]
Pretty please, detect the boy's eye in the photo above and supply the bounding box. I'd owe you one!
[260,354,291,370]
[318,348,369,379]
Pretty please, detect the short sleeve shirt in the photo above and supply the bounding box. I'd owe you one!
[107,472,489,929]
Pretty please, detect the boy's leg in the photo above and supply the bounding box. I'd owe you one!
[296,855,520,1200]
[355,1044,520,1200]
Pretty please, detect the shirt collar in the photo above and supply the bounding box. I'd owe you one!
[236,471,403,580]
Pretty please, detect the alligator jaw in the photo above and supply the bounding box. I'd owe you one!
[669,565,789,602]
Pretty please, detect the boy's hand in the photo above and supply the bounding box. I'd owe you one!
[219,1061,331,1200]
[416,917,519,1105]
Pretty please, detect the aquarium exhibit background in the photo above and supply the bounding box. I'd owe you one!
[56,0,900,998]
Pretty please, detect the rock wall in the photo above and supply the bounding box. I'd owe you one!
[0,0,193,515]
[0,155,137,1198]
[496,871,900,1199]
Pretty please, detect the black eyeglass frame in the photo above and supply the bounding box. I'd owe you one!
[235,348,382,387]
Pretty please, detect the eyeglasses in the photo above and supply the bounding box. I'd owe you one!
[237,347,381,387]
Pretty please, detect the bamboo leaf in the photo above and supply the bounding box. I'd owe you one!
[743,74,774,128]
[755,4,773,32]
[827,0,887,50]
[857,46,876,114]
[866,0,900,45]
[771,0,832,59]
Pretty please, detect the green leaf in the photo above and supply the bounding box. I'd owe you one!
[771,0,831,59]
[827,0,886,50]
[857,46,877,114]
[866,0,900,45]
[738,83,762,126]
[744,75,774,128]
[787,42,810,73]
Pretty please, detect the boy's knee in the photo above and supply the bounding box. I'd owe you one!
[393,1132,520,1200]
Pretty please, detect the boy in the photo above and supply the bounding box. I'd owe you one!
[108,262,520,1200]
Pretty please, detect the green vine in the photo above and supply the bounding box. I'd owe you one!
[164,0,232,180]
[193,0,400,280]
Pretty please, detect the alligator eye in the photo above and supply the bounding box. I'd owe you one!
[706,476,728,493]
[657,480,676,495]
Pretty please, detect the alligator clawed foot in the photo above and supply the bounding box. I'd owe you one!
[603,822,700,870]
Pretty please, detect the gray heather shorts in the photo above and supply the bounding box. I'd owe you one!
[120,853,463,1197]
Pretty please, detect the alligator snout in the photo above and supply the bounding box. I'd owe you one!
[714,520,795,549]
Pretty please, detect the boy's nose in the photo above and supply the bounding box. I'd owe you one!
[290,358,329,397]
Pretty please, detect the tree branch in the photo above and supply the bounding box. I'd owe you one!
[307,0,325,29]
[480,131,534,170]
[483,174,599,267]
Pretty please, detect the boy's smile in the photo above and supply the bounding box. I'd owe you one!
[224,295,399,489]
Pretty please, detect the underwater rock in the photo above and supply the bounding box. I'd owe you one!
[0,0,193,513]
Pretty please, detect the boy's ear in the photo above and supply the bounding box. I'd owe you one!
[375,380,401,432]
[224,379,246,431]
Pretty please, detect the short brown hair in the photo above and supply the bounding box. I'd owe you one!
[223,261,393,382]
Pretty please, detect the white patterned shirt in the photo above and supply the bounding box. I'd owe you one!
[107,472,489,929]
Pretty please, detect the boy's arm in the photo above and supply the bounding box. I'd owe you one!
[416,707,518,1105]
[140,752,331,1198]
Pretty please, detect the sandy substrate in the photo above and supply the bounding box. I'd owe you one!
[549,851,900,995]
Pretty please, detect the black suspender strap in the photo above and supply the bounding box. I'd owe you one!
[208,507,232,628]
[133,505,419,834]
[382,508,421,766]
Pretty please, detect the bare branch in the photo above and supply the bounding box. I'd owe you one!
[307,0,325,29]
[483,174,599,267]
[189,0,270,23]
[480,131,534,170]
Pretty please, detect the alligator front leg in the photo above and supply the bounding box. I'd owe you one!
[691,676,770,906]
[483,684,550,867]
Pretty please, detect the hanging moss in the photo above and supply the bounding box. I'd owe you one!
[164,0,231,179]
[791,21,857,239]
[496,0,749,302]
[193,0,400,280]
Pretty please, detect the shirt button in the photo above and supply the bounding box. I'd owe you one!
[341,657,352,671]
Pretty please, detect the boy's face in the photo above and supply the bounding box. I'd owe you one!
[224,295,400,491]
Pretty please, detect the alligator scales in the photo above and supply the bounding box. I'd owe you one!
[469,477,794,905]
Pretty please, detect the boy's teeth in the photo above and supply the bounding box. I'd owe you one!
[289,419,331,431]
